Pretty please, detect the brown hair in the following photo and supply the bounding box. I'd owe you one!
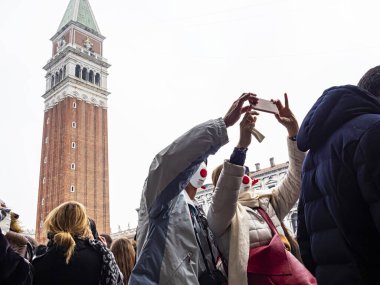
[211,164,224,187]
[110,238,136,284]
[10,212,22,233]
[100,233,113,248]
[44,201,92,264]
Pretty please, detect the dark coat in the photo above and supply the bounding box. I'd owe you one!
[32,238,102,285]
[297,85,380,285]
[0,230,32,285]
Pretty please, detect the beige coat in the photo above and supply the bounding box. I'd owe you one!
[208,138,305,260]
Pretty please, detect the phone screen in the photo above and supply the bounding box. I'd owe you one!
[252,98,279,114]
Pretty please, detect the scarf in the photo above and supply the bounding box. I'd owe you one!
[228,191,259,285]
[89,239,124,285]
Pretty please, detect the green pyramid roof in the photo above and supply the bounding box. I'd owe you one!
[58,0,100,33]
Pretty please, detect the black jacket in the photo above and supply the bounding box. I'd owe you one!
[297,85,380,285]
[32,238,102,285]
[0,230,32,285]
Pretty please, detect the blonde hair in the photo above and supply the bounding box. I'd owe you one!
[44,201,92,264]
[110,238,136,284]
[10,212,22,233]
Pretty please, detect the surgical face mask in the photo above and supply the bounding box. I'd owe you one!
[240,175,252,192]
[0,209,11,235]
[189,162,207,189]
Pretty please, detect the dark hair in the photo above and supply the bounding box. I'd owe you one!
[100,233,113,248]
[358,65,380,97]
[110,238,136,284]
[88,218,99,240]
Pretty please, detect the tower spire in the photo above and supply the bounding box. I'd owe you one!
[58,0,100,34]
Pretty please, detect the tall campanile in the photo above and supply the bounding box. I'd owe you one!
[36,0,111,242]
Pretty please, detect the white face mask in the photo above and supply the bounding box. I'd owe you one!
[0,210,11,235]
[189,162,208,189]
[240,175,252,192]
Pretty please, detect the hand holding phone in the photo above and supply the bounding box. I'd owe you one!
[252,98,279,114]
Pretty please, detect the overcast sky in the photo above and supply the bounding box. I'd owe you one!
[1,0,380,233]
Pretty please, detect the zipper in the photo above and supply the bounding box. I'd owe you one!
[163,252,193,285]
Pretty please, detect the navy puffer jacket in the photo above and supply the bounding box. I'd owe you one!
[297,85,380,285]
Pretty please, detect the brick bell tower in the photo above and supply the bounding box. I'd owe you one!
[36,0,111,242]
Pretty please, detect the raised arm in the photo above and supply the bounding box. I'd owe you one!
[269,93,305,220]
[208,111,258,237]
[144,93,258,216]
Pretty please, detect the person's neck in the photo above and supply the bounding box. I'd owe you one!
[185,185,197,200]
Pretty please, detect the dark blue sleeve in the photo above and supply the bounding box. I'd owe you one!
[229,147,247,166]
[296,193,316,274]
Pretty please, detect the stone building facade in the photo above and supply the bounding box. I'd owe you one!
[195,158,299,235]
[116,158,299,241]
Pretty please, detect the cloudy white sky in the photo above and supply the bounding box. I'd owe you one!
[1,0,380,233]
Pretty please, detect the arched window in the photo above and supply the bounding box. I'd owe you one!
[89,70,94,83]
[95,73,100,86]
[63,65,66,77]
[55,72,59,83]
[75,65,81,78]
[51,75,55,88]
[59,69,63,81]
[82,68,88,81]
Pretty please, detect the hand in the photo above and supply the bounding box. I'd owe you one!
[223,93,258,128]
[98,235,108,247]
[271,93,299,137]
[237,111,259,148]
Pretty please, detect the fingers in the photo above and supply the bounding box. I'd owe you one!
[271,93,289,110]
[240,105,252,114]
[237,93,257,108]
[284,93,289,108]
[241,111,259,127]
[272,98,283,110]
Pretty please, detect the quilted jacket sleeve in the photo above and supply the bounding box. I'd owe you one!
[296,191,316,274]
[354,121,380,234]
[207,160,245,237]
[270,138,306,220]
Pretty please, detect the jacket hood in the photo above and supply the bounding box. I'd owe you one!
[297,85,380,151]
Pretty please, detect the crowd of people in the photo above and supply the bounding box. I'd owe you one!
[1,65,380,284]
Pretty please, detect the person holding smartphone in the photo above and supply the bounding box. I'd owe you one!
[129,93,257,285]
[207,94,309,285]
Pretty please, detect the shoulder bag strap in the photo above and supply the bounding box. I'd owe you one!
[189,206,212,274]
[256,207,278,236]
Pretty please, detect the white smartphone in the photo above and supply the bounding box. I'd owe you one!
[252,98,279,114]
